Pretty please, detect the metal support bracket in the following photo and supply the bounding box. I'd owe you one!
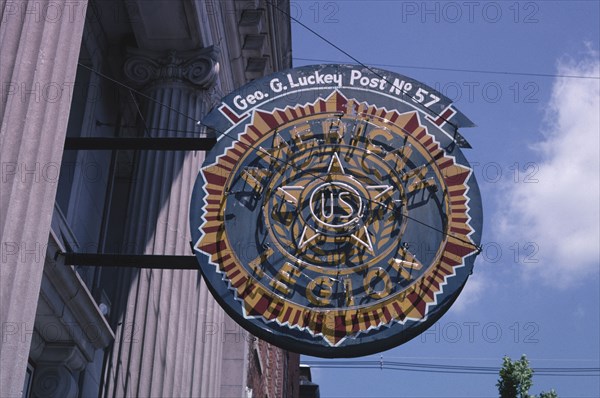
[61,252,199,269]
[64,137,216,151]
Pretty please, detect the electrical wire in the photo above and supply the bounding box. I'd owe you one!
[301,359,600,377]
[128,89,153,138]
[293,57,600,80]
[95,121,206,136]
[363,355,600,362]
[77,63,204,128]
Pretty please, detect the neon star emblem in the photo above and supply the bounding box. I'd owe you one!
[271,152,398,256]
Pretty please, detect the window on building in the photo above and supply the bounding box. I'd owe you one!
[21,362,34,398]
[54,34,124,299]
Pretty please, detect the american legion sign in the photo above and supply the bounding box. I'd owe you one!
[190,65,483,357]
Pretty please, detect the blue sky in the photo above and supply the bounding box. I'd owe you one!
[290,1,600,396]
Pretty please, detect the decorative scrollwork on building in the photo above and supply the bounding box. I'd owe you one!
[124,47,220,90]
[32,366,78,398]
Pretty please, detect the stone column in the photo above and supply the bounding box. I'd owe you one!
[102,47,227,398]
[0,1,88,397]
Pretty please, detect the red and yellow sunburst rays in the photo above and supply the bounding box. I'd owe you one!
[195,91,477,346]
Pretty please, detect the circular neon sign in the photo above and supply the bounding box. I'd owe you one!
[190,65,482,357]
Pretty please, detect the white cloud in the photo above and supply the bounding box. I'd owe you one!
[450,270,486,313]
[497,51,600,287]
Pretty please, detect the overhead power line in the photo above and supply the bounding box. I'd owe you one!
[293,57,600,80]
[301,360,600,377]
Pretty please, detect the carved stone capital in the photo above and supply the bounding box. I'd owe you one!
[31,365,78,398]
[124,46,220,90]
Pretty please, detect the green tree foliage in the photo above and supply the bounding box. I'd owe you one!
[497,355,534,398]
[497,355,559,398]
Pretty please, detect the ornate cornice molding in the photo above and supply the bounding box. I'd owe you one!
[124,46,220,90]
